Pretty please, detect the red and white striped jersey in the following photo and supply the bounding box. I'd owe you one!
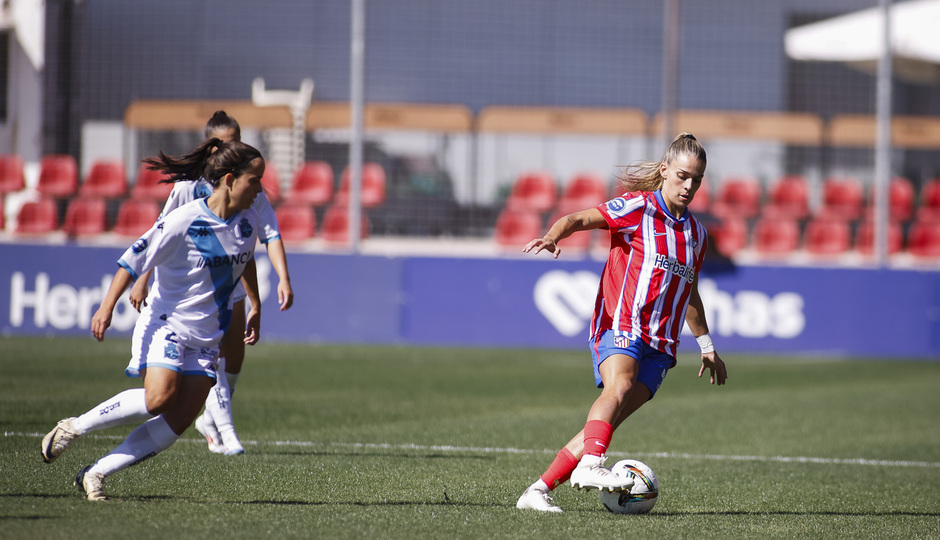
[591,190,709,357]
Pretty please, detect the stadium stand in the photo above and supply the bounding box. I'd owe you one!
[688,179,711,214]
[504,171,557,213]
[711,217,749,257]
[261,163,281,204]
[15,198,58,234]
[113,198,161,237]
[804,216,852,256]
[130,164,173,201]
[753,216,800,255]
[820,177,865,221]
[493,208,542,248]
[917,178,940,223]
[37,155,78,198]
[709,176,762,220]
[79,159,127,199]
[274,203,317,242]
[336,163,386,208]
[0,154,25,195]
[288,161,334,206]
[63,197,108,237]
[558,172,608,212]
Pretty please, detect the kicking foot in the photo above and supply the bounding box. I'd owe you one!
[570,454,634,492]
[41,417,81,463]
[516,485,562,513]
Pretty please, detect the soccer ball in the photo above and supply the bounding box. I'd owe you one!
[599,459,659,514]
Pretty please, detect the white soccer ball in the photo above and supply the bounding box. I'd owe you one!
[599,459,659,514]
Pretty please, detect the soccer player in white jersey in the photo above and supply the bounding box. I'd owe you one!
[129,111,294,455]
[40,139,266,501]
[516,133,728,513]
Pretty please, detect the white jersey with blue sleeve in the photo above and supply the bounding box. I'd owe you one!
[161,179,280,243]
[118,199,259,349]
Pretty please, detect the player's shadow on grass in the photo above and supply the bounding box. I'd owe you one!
[239,499,502,509]
[656,510,940,517]
[268,449,492,461]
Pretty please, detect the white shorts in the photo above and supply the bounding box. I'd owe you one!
[126,308,219,378]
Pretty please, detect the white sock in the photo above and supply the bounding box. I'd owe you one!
[225,370,239,395]
[531,479,550,492]
[72,388,152,434]
[88,415,179,477]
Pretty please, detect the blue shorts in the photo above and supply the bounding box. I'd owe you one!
[590,329,677,398]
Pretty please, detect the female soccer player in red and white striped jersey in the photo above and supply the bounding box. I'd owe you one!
[516,133,727,513]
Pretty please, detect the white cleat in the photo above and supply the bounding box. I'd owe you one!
[194,414,226,454]
[221,429,245,456]
[41,417,81,463]
[516,486,563,513]
[570,454,634,492]
[75,466,108,501]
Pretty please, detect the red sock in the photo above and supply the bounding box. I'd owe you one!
[540,447,578,490]
[582,419,614,457]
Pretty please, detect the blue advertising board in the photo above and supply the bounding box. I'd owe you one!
[1,243,938,358]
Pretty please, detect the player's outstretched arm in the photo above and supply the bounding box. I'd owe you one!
[685,274,727,386]
[265,238,294,311]
[92,267,134,342]
[128,268,153,312]
[240,258,261,345]
[523,208,605,259]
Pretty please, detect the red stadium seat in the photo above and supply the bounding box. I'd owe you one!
[764,175,809,220]
[337,163,386,207]
[321,204,370,244]
[753,217,800,256]
[288,161,334,206]
[864,177,914,222]
[63,197,107,237]
[559,172,608,211]
[15,198,58,234]
[712,217,749,257]
[0,154,25,195]
[113,199,161,237]
[130,164,174,201]
[79,159,127,198]
[709,177,762,220]
[261,163,281,204]
[505,171,557,213]
[855,219,903,255]
[37,155,78,198]
[494,209,542,248]
[274,203,316,242]
[917,178,940,223]
[803,216,851,255]
[821,177,864,221]
[907,219,940,258]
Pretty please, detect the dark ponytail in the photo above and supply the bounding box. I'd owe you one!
[143,139,262,187]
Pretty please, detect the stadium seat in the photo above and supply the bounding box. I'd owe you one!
[803,216,851,256]
[709,177,762,220]
[711,217,749,257]
[37,155,78,198]
[63,197,107,237]
[906,219,940,258]
[752,217,800,256]
[79,159,127,198]
[261,163,281,204]
[863,177,914,223]
[0,154,25,195]
[559,172,608,211]
[321,204,370,243]
[337,163,386,208]
[113,198,161,237]
[764,175,809,220]
[130,164,173,201]
[493,209,542,248]
[288,161,334,206]
[505,171,557,213]
[821,177,864,221]
[916,178,940,222]
[274,203,316,242]
[15,198,58,234]
[855,219,903,255]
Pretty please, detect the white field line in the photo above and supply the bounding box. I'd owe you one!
[8,431,939,468]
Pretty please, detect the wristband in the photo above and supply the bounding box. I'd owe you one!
[696,333,715,354]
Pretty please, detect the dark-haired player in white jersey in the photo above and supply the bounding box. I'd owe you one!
[516,133,728,513]
[40,139,265,501]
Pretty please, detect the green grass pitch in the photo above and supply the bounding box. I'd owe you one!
[1,336,938,539]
